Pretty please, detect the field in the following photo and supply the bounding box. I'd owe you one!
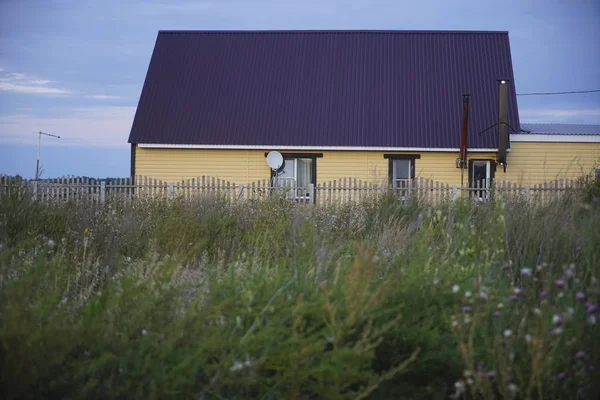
[1,185,599,400]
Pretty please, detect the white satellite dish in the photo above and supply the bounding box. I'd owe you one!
[266,151,284,171]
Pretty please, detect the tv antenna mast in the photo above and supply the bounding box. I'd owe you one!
[35,131,60,181]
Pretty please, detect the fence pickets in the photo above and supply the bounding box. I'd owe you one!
[0,174,587,205]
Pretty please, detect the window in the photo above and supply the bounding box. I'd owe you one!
[277,158,313,189]
[468,159,495,200]
[266,152,321,201]
[385,154,419,199]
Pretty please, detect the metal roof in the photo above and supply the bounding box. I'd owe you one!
[520,123,600,135]
[128,30,520,149]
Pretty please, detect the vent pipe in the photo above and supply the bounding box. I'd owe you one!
[457,94,470,186]
[497,80,509,172]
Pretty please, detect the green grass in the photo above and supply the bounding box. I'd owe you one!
[1,187,599,399]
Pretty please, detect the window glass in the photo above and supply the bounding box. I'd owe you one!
[279,158,295,179]
[297,159,312,187]
[393,159,411,180]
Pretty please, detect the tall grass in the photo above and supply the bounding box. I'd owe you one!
[0,188,599,399]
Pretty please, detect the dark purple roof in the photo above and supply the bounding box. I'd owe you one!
[128,30,520,149]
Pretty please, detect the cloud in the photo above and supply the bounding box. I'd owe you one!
[0,68,4,73]
[0,70,71,95]
[0,106,136,148]
[0,81,72,94]
[519,108,600,124]
[29,79,51,85]
[86,94,123,100]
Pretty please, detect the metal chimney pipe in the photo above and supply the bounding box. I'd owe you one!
[497,80,509,171]
[459,94,470,165]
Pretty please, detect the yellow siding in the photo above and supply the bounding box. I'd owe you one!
[500,142,600,185]
[135,143,600,186]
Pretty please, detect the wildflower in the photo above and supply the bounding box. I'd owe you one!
[555,279,565,288]
[586,303,597,314]
[565,269,574,278]
[525,334,532,343]
[497,302,504,309]
[558,292,564,298]
[575,351,585,360]
[127,257,132,263]
[462,306,473,313]
[557,372,567,381]
[509,294,519,302]
[588,315,597,325]
[507,383,518,393]
[521,267,532,276]
[141,329,148,336]
[552,327,563,336]
[552,313,562,325]
[464,291,472,298]
[47,239,55,248]
[494,311,501,317]
[452,320,460,329]
[504,329,512,338]
[576,291,585,300]
[513,287,521,295]
[454,380,465,393]
[479,291,489,301]
[463,316,471,324]
[540,291,548,299]
[433,278,440,285]
[452,285,460,293]
[568,307,574,314]
[84,228,89,234]
[486,370,496,379]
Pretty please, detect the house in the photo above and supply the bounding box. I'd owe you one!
[128,30,600,192]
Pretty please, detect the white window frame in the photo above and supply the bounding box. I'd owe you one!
[391,158,413,200]
[274,157,314,200]
[470,159,493,200]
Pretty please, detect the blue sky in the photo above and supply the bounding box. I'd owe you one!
[1,0,599,179]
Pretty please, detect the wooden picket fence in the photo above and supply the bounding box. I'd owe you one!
[0,174,586,205]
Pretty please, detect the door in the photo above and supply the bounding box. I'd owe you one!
[469,160,492,200]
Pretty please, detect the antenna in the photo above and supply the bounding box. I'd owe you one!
[266,151,284,187]
[35,131,60,181]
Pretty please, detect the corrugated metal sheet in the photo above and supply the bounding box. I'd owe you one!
[520,123,600,135]
[128,30,520,149]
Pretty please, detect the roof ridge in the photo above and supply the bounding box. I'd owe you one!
[158,29,509,35]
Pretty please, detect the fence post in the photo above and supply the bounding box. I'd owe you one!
[524,185,530,202]
[237,184,245,201]
[308,183,314,204]
[32,180,38,201]
[100,181,106,203]
[452,185,458,201]
[169,182,174,201]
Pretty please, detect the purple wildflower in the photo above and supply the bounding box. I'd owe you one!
[509,294,519,302]
[575,351,585,360]
[462,306,473,314]
[557,372,567,381]
[486,370,496,379]
[565,269,574,278]
[555,279,565,288]
[587,303,597,314]
[576,291,585,300]
[494,311,501,317]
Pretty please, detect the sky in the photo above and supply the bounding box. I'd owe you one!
[0,0,599,179]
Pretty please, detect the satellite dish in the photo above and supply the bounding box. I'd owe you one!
[267,151,284,171]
